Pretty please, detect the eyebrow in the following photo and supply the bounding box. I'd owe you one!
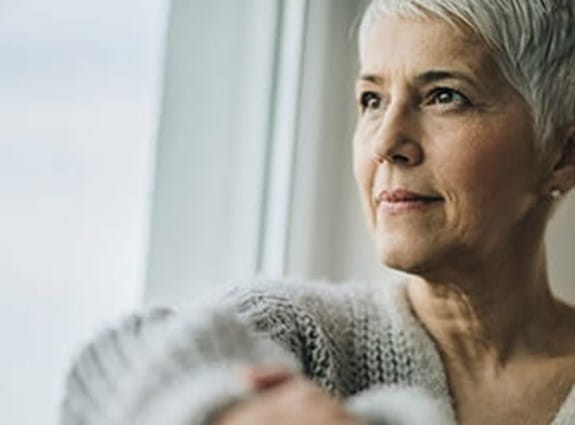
[358,70,477,87]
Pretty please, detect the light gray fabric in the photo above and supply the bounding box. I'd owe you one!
[59,276,575,425]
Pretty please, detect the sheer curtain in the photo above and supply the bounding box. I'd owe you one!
[0,1,168,423]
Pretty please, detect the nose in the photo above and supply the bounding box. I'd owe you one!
[372,102,423,166]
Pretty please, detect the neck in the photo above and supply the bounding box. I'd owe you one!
[406,242,573,380]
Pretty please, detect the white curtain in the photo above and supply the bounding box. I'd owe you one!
[0,1,169,423]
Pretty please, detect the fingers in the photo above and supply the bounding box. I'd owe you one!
[220,368,361,425]
[240,367,297,391]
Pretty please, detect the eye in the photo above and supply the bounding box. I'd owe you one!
[359,91,381,112]
[428,88,471,108]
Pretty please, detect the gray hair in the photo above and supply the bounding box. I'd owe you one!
[359,0,575,153]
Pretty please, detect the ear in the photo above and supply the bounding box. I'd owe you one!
[548,125,575,194]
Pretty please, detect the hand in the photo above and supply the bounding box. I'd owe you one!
[214,368,363,425]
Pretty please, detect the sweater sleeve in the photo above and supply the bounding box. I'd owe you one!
[344,385,455,425]
[59,282,303,425]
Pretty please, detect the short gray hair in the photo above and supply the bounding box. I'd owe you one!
[359,0,575,153]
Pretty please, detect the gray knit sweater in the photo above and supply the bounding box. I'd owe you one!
[60,277,575,425]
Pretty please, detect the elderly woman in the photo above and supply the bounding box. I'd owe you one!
[60,1,575,424]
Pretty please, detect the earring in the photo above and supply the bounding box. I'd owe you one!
[551,188,562,199]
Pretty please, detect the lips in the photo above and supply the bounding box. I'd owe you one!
[376,189,443,205]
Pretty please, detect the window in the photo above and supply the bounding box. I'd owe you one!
[144,0,393,307]
[0,1,168,423]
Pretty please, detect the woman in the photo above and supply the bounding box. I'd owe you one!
[61,1,575,424]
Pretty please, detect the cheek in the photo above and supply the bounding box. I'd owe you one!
[451,127,533,195]
[438,125,536,230]
[446,149,490,195]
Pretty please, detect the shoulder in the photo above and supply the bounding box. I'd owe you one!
[214,275,394,337]
[205,274,416,337]
[219,274,409,314]
[223,275,359,315]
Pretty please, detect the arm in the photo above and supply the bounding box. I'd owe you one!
[210,368,453,425]
[345,384,455,425]
[60,290,302,425]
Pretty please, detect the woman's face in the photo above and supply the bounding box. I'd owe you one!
[353,16,548,273]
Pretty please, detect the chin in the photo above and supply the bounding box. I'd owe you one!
[375,237,440,275]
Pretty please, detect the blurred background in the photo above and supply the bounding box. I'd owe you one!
[2,1,574,424]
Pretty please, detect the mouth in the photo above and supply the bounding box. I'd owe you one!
[375,188,444,213]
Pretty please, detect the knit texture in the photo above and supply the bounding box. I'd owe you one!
[59,276,575,425]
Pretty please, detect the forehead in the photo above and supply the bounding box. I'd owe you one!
[359,15,497,82]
